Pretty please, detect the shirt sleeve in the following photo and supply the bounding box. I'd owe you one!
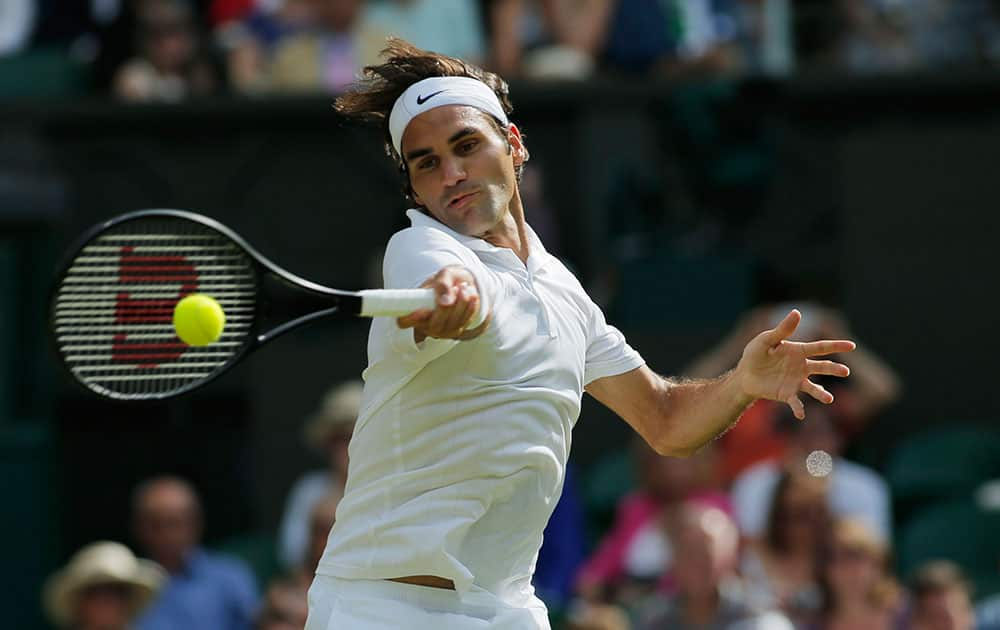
[380,226,499,358]
[226,556,259,630]
[583,298,645,385]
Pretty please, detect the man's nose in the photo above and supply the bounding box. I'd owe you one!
[441,157,467,187]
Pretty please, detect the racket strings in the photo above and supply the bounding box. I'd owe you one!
[53,217,257,399]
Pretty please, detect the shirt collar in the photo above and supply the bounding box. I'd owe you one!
[405,208,551,268]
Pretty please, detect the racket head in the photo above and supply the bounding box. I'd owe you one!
[50,209,260,401]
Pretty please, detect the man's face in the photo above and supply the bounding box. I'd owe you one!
[401,105,524,237]
[134,482,200,568]
[75,583,132,630]
[672,510,738,598]
[916,588,975,630]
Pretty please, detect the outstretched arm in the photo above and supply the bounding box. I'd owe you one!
[586,310,855,457]
[396,265,491,343]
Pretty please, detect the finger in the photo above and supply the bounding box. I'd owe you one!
[435,281,458,306]
[452,284,479,331]
[802,340,857,357]
[763,309,801,346]
[424,302,457,337]
[438,289,475,336]
[801,378,834,404]
[396,309,431,329]
[425,288,475,338]
[423,270,460,307]
[787,394,805,420]
[806,359,850,378]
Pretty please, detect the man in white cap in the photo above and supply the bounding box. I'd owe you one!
[309,38,856,629]
[43,540,165,630]
[277,380,361,570]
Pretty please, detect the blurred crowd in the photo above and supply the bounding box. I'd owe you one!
[4,0,1000,102]
[19,3,1000,629]
[41,302,1000,630]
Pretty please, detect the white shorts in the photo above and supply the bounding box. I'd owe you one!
[305,575,551,630]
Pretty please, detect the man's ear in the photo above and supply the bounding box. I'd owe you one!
[508,123,528,166]
[405,170,424,206]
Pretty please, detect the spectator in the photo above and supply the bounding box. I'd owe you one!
[355,0,487,67]
[256,578,308,630]
[732,0,796,76]
[576,439,728,606]
[634,502,794,629]
[485,0,613,78]
[838,0,1000,74]
[216,0,318,92]
[210,0,258,27]
[565,600,632,630]
[277,379,359,570]
[731,400,891,544]
[113,0,219,101]
[816,519,903,630]
[978,551,1000,630]
[131,476,258,630]
[978,590,1000,630]
[267,0,365,92]
[43,541,166,630]
[908,561,976,630]
[685,302,901,483]
[0,0,35,57]
[534,463,588,613]
[740,471,828,626]
[837,0,914,74]
[600,0,743,77]
[258,491,341,630]
[302,491,342,584]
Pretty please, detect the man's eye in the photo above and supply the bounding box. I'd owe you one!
[418,158,437,170]
[459,140,478,153]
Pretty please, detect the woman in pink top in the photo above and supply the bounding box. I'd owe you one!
[575,439,730,606]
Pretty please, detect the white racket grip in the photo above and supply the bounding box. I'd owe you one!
[359,289,437,317]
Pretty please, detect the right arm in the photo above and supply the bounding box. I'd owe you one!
[395,265,492,343]
[381,227,497,345]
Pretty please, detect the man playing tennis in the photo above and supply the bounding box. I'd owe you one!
[307,39,855,630]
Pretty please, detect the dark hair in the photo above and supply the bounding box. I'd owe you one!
[764,470,830,554]
[334,38,526,202]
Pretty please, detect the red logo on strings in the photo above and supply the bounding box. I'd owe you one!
[112,245,199,368]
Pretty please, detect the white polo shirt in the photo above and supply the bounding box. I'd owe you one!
[318,209,644,605]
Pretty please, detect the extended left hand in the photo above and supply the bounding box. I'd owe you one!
[736,309,856,420]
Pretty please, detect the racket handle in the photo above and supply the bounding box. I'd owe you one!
[358,289,437,317]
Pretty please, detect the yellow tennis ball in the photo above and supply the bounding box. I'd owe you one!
[173,294,226,346]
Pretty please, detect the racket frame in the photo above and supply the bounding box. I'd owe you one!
[49,209,373,401]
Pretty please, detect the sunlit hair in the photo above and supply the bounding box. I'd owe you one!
[671,502,740,562]
[909,560,974,602]
[818,518,900,614]
[334,38,527,204]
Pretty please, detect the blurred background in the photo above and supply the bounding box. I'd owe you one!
[4,0,1000,628]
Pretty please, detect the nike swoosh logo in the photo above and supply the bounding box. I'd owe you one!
[416,90,445,105]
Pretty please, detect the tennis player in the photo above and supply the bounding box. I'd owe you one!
[306,38,855,630]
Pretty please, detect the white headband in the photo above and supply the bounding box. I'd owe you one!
[388,76,509,157]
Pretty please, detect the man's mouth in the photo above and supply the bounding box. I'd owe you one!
[448,191,479,208]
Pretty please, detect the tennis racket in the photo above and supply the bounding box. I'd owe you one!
[50,209,435,401]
